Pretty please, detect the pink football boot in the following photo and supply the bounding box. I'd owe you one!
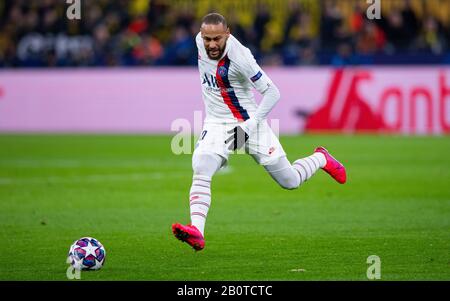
[172,223,205,251]
[314,147,347,184]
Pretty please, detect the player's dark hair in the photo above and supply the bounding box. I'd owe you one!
[201,13,227,28]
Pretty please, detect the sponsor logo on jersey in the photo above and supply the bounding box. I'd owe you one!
[202,73,218,88]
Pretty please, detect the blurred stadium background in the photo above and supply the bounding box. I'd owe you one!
[0,0,449,281]
[2,0,450,67]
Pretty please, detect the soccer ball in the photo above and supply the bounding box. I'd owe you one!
[67,237,106,271]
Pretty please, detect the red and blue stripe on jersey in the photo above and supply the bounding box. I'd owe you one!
[216,55,250,121]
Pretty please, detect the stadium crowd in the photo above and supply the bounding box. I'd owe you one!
[1,0,450,67]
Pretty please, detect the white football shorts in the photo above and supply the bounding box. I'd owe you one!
[193,120,286,166]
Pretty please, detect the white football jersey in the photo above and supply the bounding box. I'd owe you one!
[196,33,273,124]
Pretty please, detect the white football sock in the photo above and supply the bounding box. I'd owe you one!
[189,152,223,237]
[264,152,327,189]
[189,174,211,237]
[292,152,326,183]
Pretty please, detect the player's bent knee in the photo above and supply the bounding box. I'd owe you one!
[280,181,299,190]
[264,157,301,190]
[192,159,212,176]
[278,176,300,190]
[192,152,223,177]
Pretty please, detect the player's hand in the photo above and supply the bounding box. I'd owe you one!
[225,125,249,151]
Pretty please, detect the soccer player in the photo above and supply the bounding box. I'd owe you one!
[172,13,346,251]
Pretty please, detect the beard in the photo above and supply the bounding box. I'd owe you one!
[206,44,225,60]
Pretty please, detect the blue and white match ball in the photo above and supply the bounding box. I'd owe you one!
[67,237,106,271]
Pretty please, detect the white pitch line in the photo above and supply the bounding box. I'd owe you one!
[0,155,234,186]
[0,172,187,185]
[0,158,190,168]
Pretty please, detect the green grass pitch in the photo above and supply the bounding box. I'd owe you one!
[0,134,448,280]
